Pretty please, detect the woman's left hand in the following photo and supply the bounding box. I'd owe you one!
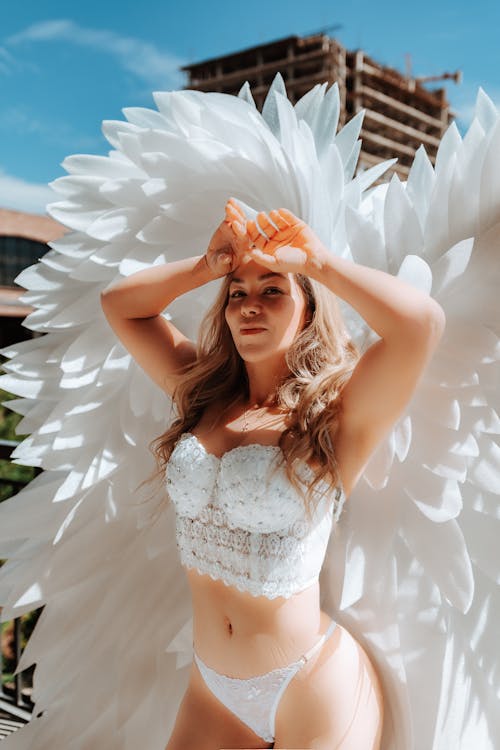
[244,209,330,275]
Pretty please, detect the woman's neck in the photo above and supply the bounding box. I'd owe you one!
[244,360,288,407]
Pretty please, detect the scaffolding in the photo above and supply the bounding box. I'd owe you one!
[182,33,455,178]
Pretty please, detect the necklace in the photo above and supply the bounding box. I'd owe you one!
[240,399,275,432]
[241,405,254,433]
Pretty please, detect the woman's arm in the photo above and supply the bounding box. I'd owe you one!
[309,251,445,491]
[101,255,212,394]
[245,208,446,491]
[100,199,249,395]
[101,254,214,318]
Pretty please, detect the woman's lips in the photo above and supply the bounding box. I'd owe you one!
[240,327,267,335]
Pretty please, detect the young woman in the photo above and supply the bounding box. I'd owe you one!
[100,198,445,750]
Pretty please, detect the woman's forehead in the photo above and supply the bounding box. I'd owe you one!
[229,260,290,284]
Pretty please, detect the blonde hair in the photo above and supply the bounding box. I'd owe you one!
[150,272,359,517]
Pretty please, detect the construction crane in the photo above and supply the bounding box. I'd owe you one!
[303,23,343,37]
[415,70,462,85]
[405,54,462,86]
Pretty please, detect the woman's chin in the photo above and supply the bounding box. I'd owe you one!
[236,344,289,367]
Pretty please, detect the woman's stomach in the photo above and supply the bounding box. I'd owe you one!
[185,565,331,678]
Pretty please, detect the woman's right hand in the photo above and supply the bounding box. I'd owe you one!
[205,198,250,277]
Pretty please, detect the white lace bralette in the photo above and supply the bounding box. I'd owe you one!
[165,432,345,599]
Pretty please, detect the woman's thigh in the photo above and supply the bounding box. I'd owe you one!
[274,624,384,750]
[164,661,274,750]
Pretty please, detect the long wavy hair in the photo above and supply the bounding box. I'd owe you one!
[149,271,359,518]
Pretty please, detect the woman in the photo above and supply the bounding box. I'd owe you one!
[100,197,445,750]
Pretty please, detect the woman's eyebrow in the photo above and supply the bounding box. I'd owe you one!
[230,272,286,284]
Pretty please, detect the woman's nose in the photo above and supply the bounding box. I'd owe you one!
[240,295,261,316]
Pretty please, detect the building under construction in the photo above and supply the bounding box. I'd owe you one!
[182,33,457,178]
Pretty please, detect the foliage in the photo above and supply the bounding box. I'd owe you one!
[1,610,42,688]
[0,358,41,690]
[0,365,36,501]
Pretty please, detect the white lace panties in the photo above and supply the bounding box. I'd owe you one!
[193,619,337,742]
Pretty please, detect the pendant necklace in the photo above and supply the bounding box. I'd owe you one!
[241,403,260,433]
[241,396,276,432]
[241,406,251,432]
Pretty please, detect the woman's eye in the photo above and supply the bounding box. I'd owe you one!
[229,287,282,299]
[263,287,283,295]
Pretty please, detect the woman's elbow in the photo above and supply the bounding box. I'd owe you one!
[100,286,121,317]
[427,299,446,341]
[100,281,123,305]
[416,299,446,349]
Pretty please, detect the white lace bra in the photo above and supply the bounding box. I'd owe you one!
[165,432,345,599]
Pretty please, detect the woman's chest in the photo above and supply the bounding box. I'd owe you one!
[166,433,314,534]
[191,406,288,458]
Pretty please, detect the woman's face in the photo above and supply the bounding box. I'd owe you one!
[224,260,309,364]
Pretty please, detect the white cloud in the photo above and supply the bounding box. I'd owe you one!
[6,19,186,89]
[0,106,103,151]
[0,169,55,215]
[0,46,15,74]
[7,20,71,44]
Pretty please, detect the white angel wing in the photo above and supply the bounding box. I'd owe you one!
[0,76,395,748]
[320,88,500,749]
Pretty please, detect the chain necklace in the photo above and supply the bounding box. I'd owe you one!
[240,400,275,432]
[241,405,254,432]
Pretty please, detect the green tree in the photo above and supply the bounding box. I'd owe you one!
[0,358,41,697]
[0,362,36,502]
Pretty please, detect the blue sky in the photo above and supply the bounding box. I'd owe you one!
[1,0,498,214]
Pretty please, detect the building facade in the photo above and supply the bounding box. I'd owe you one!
[182,33,453,178]
[0,209,66,348]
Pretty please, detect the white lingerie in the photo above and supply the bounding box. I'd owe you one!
[166,431,346,599]
[165,432,344,742]
[192,619,338,742]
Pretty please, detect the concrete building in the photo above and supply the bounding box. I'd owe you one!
[182,33,456,178]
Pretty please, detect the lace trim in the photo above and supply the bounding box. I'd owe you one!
[168,433,346,599]
[176,502,329,599]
